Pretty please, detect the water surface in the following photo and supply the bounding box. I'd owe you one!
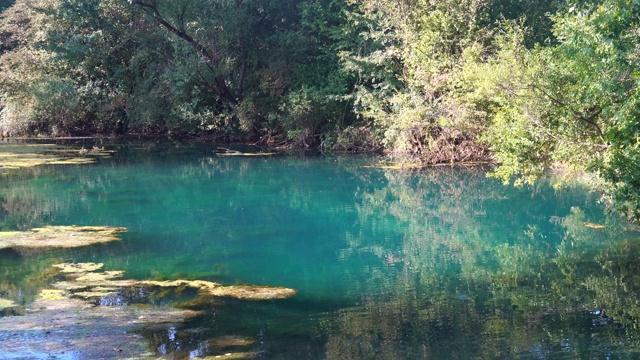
[2,140,640,359]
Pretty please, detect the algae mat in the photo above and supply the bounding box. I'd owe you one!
[0,226,126,250]
[0,298,15,309]
[0,142,113,169]
[52,262,298,302]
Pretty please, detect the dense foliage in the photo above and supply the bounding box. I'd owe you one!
[0,0,639,218]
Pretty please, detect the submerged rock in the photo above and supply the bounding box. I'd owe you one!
[360,162,425,170]
[0,226,126,250]
[0,151,96,168]
[215,147,276,157]
[54,262,106,273]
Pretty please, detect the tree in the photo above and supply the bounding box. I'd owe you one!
[476,0,640,219]
[335,0,554,161]
[130,0,244,105]
[0,0,172,135]
[129,0,327,141]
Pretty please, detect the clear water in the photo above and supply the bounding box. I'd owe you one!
[2,140,640,359]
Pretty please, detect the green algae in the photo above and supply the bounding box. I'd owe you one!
[36,289,66,301]
[0,143,114,169]
[140,280,298,301]
[0,226,126,250]
[0,298,16,309]
[50,263,297,302]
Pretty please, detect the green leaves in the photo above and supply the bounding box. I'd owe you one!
[539,0,640,217]
[470,0,640,219]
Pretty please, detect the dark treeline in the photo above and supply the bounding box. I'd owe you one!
[1,0,640,218]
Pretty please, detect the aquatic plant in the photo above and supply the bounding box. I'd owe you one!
[51,262,297,302]
[0,298,15,309]
[0,143,114,169]
[0,226,127,250]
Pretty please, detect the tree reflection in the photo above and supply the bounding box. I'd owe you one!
[0,172,62,230]
[3,144,640,357]
[325,166,640,358]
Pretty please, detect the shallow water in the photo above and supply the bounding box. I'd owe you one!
[2,140,640,359]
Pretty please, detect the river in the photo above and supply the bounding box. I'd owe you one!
[1,140,640,359]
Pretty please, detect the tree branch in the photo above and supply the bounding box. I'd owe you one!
[132,1,212,63]
[131,0,238,104]
[530,83,606,141]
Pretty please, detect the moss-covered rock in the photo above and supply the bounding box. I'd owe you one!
[36,289,66,301]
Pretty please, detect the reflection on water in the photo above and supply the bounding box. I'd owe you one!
[2,141,640,358]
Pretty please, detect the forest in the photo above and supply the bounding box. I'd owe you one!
[0,0,639,219]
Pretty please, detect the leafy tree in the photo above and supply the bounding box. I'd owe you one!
[129,0,338,142]
[336,0,552,161]
[0,0,172,135]
[475,0,640,219]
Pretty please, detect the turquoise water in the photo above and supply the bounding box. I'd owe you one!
[3,141,640,359]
